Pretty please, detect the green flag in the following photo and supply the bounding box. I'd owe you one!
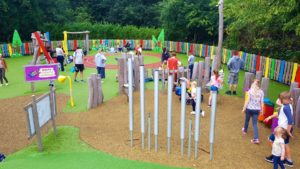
[152,35,158,51]
[157,29,164,52]
[12,30,22,48]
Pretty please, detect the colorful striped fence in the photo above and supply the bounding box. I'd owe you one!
[0,39,299,85]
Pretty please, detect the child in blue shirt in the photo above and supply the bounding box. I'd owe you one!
[265,91,294,167]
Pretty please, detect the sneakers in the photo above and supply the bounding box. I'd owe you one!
[232,91,237,95]
[225,91,232,95]
[80,80,85,82]
[250,139,260,144]
[190,111,195,115]
[242,128,247,136]
[265,155,273,163]
[284,159,294,167]
[201,111,205,117]
[74,79,79,82]
[0,84,2,87]
[5,83,8,86]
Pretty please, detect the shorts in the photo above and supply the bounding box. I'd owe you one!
[75,64,84,72]
[210,85,219,92]
[228,72,239,85]
[269,128,293,144]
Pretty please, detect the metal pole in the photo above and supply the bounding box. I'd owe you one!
[180,80,187,156]
[194,87,201,159]
[188,119,192,159]
[148,113,151,151]
[154,70,159,152]
[209,91,218,160]
[140,65,145,149]
[167,75,173,154]
[128,58,134,147]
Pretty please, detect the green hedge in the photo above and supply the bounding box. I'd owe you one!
[40,22,160,41]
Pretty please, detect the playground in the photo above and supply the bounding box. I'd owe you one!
[0,36,300,169]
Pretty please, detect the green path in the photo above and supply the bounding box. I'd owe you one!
[0,127,187,169]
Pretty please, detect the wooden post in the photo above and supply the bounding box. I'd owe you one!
[256,71,263,82]
[261,78,270,97]
[214,0,224,70]
[291,88,300,119]
[134,58,140,91]
[204,57,210,85]
[32,95,43,151]
[192,62,199,81]
[197,61,205,87]
[91,74,99,108]
[117,58,126,94]
[49,88,57,135]
[87,76,94,110]
[290,82,299,93]
[295,97,300,128]
[243,72,254,96]
[97,76,104,105]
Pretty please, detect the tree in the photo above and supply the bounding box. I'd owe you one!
[224,0,300,60]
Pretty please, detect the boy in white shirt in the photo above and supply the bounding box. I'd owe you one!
[73,47,85,82]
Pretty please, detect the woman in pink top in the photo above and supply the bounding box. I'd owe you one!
[208,70,223,106]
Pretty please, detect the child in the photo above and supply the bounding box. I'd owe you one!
[208,70,223,106]
[264,95,283,132]
[265,91,294,167]
[95,49,107,82]
[0,54,8,86]
[190,81,205,117]
[271,126,287,169]
[242,79,264,144]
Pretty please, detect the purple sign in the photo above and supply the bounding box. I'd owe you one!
[24,64,59,82]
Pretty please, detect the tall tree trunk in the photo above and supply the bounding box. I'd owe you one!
[213,0,224,71]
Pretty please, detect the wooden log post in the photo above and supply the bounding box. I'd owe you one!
[290,82,299,93]
[256,71,263,82]
[291,88,300,120]
[87,76,94,110]
[134,58,140,91]
[197,61,205,88]
[261,77,270,97]
[91,74,99,108]
[243,72,254,96]
[192,62,199,81]
[204,57,210,86]
[295,97,300,128]
[117,58,126,94]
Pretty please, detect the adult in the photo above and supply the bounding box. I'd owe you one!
[73,47,85,82]
[188,53,195,79]
[226,50,244,95]
[55,45,65,72]
[242,79,264,144]
[167,52,181,90]
[95,49,107,82]
[161,47,169,63]
[0,54,8,86]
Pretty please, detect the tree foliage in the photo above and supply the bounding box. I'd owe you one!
[0,0,299,61]
[224,0,300,61]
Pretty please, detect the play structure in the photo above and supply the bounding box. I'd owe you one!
[63,31,90,56]
[87,74,104,110]
[125,57,219,160]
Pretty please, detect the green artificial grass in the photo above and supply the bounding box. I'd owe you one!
[0,127,187,169]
